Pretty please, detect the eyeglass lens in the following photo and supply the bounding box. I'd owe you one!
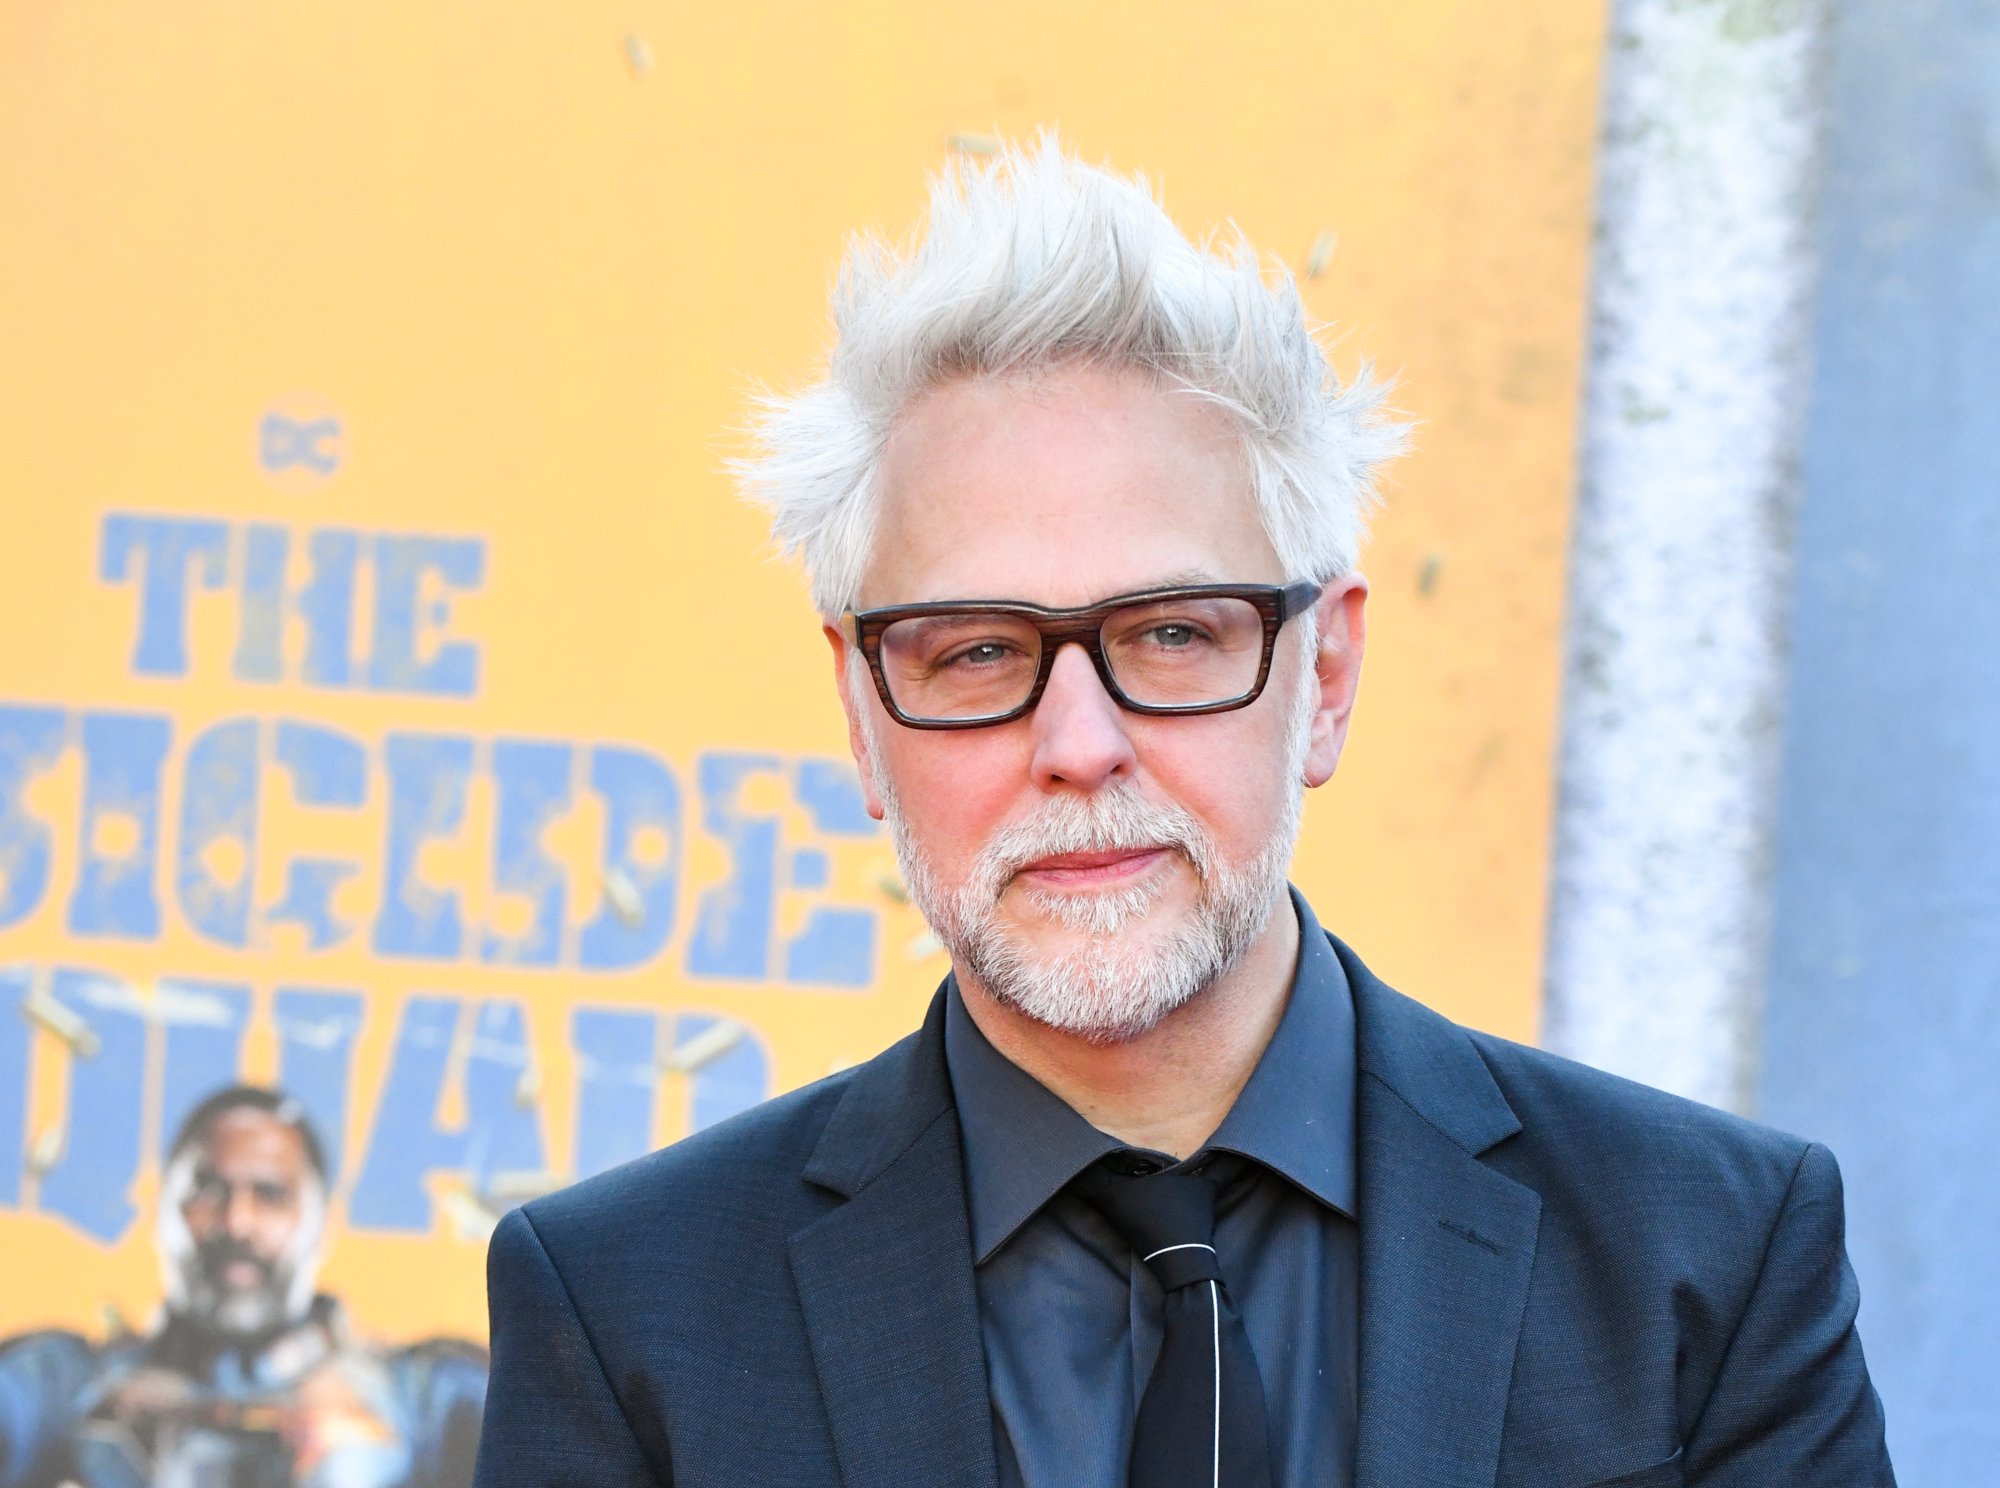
[877,594,1267,721]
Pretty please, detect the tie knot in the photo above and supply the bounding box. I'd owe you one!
[1073,1154,1224,1292]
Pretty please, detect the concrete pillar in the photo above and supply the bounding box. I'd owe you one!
[1544,0,1829,1112]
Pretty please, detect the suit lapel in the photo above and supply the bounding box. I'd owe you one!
[1340,941,1543,1488]
[789,991,1000,1488]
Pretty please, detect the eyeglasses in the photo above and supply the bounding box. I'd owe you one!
[844,580,1323,730]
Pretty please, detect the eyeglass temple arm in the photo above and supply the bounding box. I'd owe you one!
[1277,578,1326,621]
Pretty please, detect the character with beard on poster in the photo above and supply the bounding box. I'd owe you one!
[0,1087,487,1488]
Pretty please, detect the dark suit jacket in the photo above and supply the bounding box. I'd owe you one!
[474,937,1893,1487]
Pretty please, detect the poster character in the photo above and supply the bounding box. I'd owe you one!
[0,1087,487,1488]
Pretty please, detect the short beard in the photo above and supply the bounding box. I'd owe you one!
[864,640,1318,1044]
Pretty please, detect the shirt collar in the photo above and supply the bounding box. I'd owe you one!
[944,885,1358,1265]
[1202,888,1357,1217]
[945,975,1121,1264]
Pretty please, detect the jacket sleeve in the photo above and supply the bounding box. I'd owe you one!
[389,1338,489,1488]
[0,1330,94,1488]
[473,1206,666,1488]
[1682,1141,1896,1486]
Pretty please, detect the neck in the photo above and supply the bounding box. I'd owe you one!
[956,895,1301,1159]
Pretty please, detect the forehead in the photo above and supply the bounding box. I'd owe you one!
[192,1110,309,1179]
[864,364,1282,608]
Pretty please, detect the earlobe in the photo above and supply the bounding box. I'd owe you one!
[1302,718,1342,791]
[825,624,887,820]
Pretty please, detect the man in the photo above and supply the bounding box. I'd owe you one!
[474,141,1893,1486]
[0,1086,487,1488]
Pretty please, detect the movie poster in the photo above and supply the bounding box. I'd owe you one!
[0,4,1602,1483]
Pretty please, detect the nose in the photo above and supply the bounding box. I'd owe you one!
[1028,643,1137,791]
[224,1184,260,1241]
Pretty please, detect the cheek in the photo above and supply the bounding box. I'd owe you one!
[881,734,1027,867]
[1139,720,1294,851]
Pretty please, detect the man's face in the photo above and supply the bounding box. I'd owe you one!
[162,1109,323,1337]
[834,363,1365,1039]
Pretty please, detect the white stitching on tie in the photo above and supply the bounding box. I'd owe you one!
[1142,1242,1218,1262]
[1210,1279,1221,1488]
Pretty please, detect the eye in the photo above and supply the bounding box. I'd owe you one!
[939,640,1022,670]
[1130,618,1218,652]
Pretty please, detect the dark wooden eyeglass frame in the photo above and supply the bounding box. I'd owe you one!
[842,579,1324,730]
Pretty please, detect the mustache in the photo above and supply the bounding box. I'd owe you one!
[977,786,1212,896]
[195,1239,276,1286]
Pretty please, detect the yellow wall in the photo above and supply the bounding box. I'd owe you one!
[0,0,1606,1347]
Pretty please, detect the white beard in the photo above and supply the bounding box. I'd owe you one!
[869,648,1318,1044]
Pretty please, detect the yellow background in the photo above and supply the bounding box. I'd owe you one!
[0,0,1606,1346]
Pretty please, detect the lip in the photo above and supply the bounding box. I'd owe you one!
[1014,846,1170,887]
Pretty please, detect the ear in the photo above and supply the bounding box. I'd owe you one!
[1302,574,1368,789]
[825,623,887,820]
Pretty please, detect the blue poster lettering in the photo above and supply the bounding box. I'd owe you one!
[99,514,230,678]
[267,722,367,951]
[0,706,66,931]
[348,996,546,1231]
[348,997,459,1231]
[482,739,571,968]
[68,711,170,941]
[177,719,259,948]
[274,987,364,1183]
[232,523,290,684]
[156,979,252,1157]
[374,733,473,960]
[685,753,781,981]
[299,529,362,688]
[576,746,682,971]
[670,1013,771,1133]
[570,1008,658,1179]
[459,1000,546,1199]
[783,758,878,987]
[0,966,28,1207]
[365,535,484,697]
[38,967,147,1243]
[234,526,391,690]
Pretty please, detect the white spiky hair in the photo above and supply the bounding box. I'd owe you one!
[734,134,1409,616]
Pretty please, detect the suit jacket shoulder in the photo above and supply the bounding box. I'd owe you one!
[478,1018,966,1488]
[1337,938,1891,1485]
[1465,1021,1812,1237]
[1346,939,1815,1258]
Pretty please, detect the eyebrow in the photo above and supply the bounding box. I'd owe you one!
[1079,568,1223,606]
[889,569,1229,610]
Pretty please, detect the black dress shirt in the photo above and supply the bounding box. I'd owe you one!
[943,887,1359,1488]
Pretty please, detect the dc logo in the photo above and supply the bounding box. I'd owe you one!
[257,396,345,491]
[261,415,340,473]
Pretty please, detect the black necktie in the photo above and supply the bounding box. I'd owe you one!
[1074,1153,1276,1488]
